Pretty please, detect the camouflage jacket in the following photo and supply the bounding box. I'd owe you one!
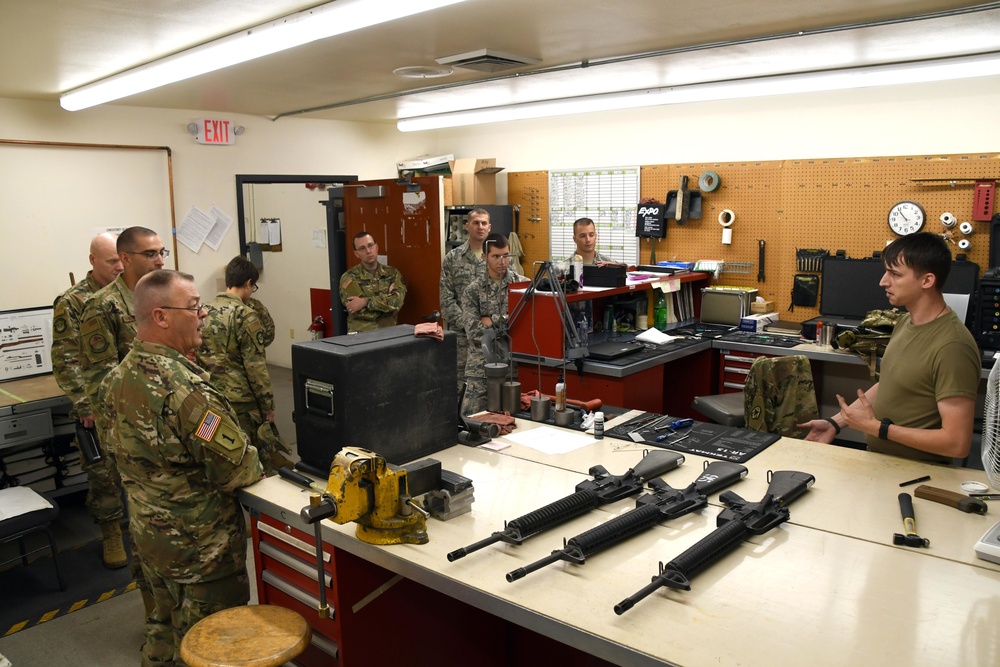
[461,268,525,378]
[247,297,275,348]
[195,292,275,413]
[96,339,263,583]
[582,249,615,265]
[79,274,137,408]
[339,263,407,333]
[51,271,101,418]
[440,241,485,331]
[744,354,818,439]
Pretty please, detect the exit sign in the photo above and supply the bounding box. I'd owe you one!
[194,118,237,145]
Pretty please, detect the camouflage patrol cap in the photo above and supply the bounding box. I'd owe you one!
[257,421,288,454]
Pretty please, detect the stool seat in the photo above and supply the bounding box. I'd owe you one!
[691,392,746,427]
[180,604,311,667]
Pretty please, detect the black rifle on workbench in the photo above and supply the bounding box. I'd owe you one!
[506,460,748,582]
[446,450,685,562]
[614,469,815,615]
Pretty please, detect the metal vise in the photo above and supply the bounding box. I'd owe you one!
[323,446,429,545]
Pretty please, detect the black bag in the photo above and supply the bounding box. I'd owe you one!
[789,274,819,311]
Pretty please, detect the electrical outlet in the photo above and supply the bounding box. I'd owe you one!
[290,328,295,339]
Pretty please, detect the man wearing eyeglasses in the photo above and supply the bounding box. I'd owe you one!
[460,233,526,414]
[196,257,289,474]
[97,269,263,666]
[339,231,407,333]
[78,225,166,610]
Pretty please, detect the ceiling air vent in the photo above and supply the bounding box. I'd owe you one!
[435,49,540,73]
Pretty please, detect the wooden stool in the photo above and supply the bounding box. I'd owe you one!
[179,604,311,667]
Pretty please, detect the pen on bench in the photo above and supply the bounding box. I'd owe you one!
[899,475,930,487]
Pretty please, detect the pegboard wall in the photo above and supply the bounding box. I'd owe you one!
[509,153,1000,320]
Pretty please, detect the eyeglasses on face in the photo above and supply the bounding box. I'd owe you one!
[489,254,511,261]
[126,248,170,259]
[159,303,206,313]
[355,242,377,252]
[252,283,259,292]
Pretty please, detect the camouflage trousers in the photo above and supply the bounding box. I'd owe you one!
[78,440,125,524]
[139,565,250,667]
[454,334,469,395]
[462,375,488,415]
[82,438,149,593]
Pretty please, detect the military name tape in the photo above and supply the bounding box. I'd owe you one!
[718,209,735,227]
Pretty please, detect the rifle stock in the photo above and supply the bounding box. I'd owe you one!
[447,450,684,562]
[615,470,814,614]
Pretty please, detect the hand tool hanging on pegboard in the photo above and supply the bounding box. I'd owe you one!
[758,240,766,282]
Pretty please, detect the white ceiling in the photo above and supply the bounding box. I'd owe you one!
[2,0,999,125]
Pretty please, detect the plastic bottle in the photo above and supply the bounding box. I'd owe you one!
[815,320,824,346]
[555,376,567,412]
[594,411,605,439]
[572,253,584,287]
[654,292,667,331]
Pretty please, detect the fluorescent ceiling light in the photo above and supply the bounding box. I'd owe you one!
[60,0,467,111]
[397,51,1000,132]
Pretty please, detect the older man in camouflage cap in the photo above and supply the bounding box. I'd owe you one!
[339,231,407,333]
[97,269,263,666]
[51,232,125,569]
[196,256,288,474]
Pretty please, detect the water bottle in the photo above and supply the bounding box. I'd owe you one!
[654,292,667,331]
[555,376,567,412]
[594,411,605,439]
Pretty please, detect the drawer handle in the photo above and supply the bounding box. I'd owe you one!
[258,521,331,563]
[259,541,331,588]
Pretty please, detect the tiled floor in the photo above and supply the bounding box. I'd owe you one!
[0,364,296,666]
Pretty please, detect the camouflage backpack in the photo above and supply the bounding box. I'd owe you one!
[832,308,904,378]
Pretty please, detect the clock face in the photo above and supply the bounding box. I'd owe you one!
[888,201,925,236]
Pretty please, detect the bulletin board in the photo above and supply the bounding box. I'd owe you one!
[0,140,176,311]
[509,153,1000,320]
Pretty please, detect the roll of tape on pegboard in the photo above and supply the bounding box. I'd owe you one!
[718,209,735,227]
[958,238,971,250]
[940,212,957,227]
[959,221,974,235]
[699,170,721,192]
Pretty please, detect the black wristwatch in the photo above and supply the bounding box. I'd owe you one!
[879,418,893,440]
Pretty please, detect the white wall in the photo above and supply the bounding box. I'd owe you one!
[0,96,435,366]
[424,76,1000,202]
[3,75,999,366]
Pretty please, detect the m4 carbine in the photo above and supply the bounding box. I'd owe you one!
[615,469,815,615]
[446,450,684,562]
[506,460,747,582]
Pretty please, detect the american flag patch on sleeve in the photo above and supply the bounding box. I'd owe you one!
[196,410,222,441]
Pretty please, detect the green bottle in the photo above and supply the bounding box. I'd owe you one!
[654,292,667,331]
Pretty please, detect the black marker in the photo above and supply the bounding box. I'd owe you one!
[899,475,930,487]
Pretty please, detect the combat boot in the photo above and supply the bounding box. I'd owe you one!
[100,521,128,569]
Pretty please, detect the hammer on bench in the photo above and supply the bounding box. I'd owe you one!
[893,492,930,548]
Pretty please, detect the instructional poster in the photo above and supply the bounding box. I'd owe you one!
[0,307,53,381]
[549,166,640,265]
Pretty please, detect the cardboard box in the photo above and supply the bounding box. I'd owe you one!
[739,312,778,333]
[449,158,504,205]
[750,300,775,314]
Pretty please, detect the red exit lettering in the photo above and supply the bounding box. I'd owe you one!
[196,119,235,145]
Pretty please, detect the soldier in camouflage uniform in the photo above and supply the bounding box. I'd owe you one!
[744,355,818,439]
[247,296,275,348]
[461,233,526,414]
[195,257,288,474]
[79,226,166,601]
[339,232,407,333]
[51,233,124,568]
[97,269,263,667]
[441,209,491,393]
